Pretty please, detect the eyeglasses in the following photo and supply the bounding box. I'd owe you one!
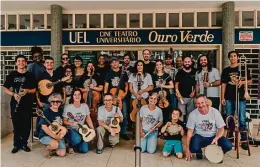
[62,57,69,60]
[104,99,112,101]
[66,70,72,72]
[51,101,62,104]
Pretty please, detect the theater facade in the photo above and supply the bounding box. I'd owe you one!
[1,1,260,119]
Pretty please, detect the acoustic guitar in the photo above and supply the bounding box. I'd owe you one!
[36,108,67,138]
[158,85,169,108]
[109,106,121,134]
[67,112,96,142]
[130,98,147,122]
[203,72,212,106]
[38,76,71,96]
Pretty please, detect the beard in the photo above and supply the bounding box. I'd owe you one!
[183,64,191,70]
[201,63,207,67]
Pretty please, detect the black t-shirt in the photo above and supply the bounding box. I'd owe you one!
[152,73,172,101]
[79,73,103,88]
[221,66,251,100]
[175,69,197,98]
[38,107,64,139]
[63,81,74,97]
[96,64,110,81]
[3,71,37,112]
[163,120,185,141]
[38,71,63,104]
[144,61,156,74]
[105,69,128,92]
[55,65,72,79]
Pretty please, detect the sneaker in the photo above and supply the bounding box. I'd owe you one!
[11,146,20,154]
[33,132,39,140]
[120,134,130,140]
[196,153,203,160]
[96,149,103,154]
[68,148,74,154]
[241,143,249,150]
[21,145,31,152]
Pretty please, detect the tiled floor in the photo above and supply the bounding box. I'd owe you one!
[1,133,260,167]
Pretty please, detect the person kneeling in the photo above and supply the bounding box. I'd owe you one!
[140,93,163,154]
[96,93,123,154]
[39,93,67,159]
[161,108,185,158]
[63,89,95,154]
[185,95,232,162]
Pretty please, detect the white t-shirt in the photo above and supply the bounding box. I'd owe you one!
[186,107,225,137]
[97,105,123,125]
[63,103,90,130]
[140,105,163,131]
[128,73,153,99]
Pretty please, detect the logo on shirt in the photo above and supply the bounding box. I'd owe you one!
[54,116,63,125]
[14,77,26,83]
[74,113,85,123]
[143,114,156,125]
[111,77,120,87]
[199,120,213,131]
[65,85,73,96]
[228,72,239,85]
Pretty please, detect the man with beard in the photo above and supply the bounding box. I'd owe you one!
[143,49,155,74]
[175,56,183,70]
[221,51,252,150]
[175,56,196,122]
[164,54,178,108]
[122,53,134,77]
[104,57,130,140]
[195,55,221,110]
[55,53,71,79]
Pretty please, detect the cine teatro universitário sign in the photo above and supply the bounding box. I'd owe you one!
[1,29,260,46]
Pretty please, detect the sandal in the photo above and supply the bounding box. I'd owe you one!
[44,149,52,159]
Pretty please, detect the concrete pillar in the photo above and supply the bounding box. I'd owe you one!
[51,4,62,68]
[1,87,12,138]
[222,1,235,68]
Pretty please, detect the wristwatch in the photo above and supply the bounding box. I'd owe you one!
[210,83,213,87]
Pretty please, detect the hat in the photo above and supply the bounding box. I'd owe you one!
[165,54,172,59]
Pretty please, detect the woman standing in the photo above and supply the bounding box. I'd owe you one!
[63,89,94,153]
[62,65,74,104]
[72,56,85,89]
[152,59,174,124]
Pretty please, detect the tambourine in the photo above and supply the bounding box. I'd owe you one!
[205,144,223,163]
[164,123,181,136]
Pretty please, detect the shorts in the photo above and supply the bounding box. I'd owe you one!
[163,140,183,154]
[40,136,66,150]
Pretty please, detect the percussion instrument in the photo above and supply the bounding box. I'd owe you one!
[205,144,223,163]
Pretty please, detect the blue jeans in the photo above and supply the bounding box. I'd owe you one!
[65,129,88,153]
[170,93,178,108]
[208,97,220,110]
[120,98,128,135]
[190,134,232,154]
[40,136,66,150]
[225,100,247,141]
[141,130,158,154]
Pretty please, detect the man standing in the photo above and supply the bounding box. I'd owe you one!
[122,53,134,77]
[143,49,155,74]
[196,55,221,110]
[3,55,36,153]
[221,51,252,150]
[175,56,183,70]
[185,95,232,162]
[175,56,196,122]
[95,55,110,81]
[55,53,71,79]
[164,54,178,108]
[104,57,129,140]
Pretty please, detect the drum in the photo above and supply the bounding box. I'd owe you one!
[166,124,181,135]
[205,145,223,163]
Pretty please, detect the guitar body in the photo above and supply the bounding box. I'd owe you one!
[130,99,147,122]
[158,89,169,108]
[48,121,67,138]
[110,88,124,110]
[78,124,96,142]
[38,79,54,96]
[109,117,121,134]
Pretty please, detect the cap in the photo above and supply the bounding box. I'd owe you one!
[110,57,120,63]
[165,54,172,59]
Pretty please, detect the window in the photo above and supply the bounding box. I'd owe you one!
[116,14,126,28]
[156,13,166,27]
[258,11,260,26]
[235,11,239,27]
[62,14,72,28]
[197,12,208,27]
[242,11,254,26]
[169,13,179,27]
[104,14,114,28]
[211,12,222,27]
[182,13,194,27]
[1,15,5,30]
[47,14,51,29]
[142,13,153,28]
[19,14,30,29]
[75,14,86,28]
[129,14,140,28]
[89,14,101,28]
[33,14,44,29]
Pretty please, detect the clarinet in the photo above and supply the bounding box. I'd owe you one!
[14,83,26,112]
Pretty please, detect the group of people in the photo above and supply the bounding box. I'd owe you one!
[3,47,252,162]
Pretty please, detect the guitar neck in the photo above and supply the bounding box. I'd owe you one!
[42,116,54,126]
[49,80,62,87]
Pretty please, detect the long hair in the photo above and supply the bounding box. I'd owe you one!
[154,59,165,74]
[196,55,212,74]
[69,88,85,104]
[133,60,147,77]
[84,61,95,74]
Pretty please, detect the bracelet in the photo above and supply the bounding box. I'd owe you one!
[210,83,213,87]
